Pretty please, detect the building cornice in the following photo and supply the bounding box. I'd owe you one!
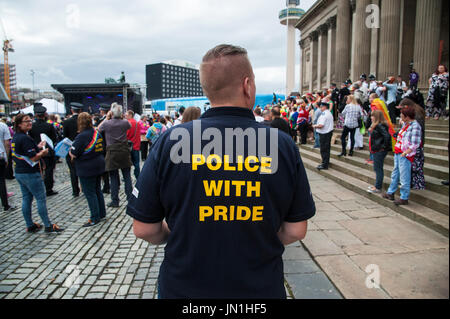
[295,0,333,30]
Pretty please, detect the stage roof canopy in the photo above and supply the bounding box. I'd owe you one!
[51,83,131,94]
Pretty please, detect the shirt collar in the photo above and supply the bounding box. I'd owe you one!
[201,107,255,120]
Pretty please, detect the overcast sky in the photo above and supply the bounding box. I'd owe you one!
[0,0,315,95]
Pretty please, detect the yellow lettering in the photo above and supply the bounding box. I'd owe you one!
[203,180,223,197]
[229,205,235,221]
[206,154,222,171]
[223,155,236,171]
[244,156,259,172]
[237,155,244,171]
[246,181,261,197]
[214,206,228,221]
[192,154,205,170]
[252,206,264,221]
[232,181,246,197]
[236,206,252,220]
[224,180,230,196]
[260,157,272,174]
[199,206,213,221]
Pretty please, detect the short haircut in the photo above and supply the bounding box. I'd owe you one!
[262,109,271,119]
[182,107,201,123]
[254,107,262,116]
[127,110,134,117]
[200,44,253,104]
[111,103,123,118]
[271,106,281,117]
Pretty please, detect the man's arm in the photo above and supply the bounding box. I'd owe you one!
[133,219,170,245]
[278,221,308,246]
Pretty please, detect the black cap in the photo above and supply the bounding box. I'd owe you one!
[345,79,352,85]
[320,102,330,108]
[33,103,47,115]
[99,103,111,111]
[360,73,367,79]
[70,102,83,110]
[369,74,376,80]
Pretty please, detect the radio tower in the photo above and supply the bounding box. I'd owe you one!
[279,0,305,97]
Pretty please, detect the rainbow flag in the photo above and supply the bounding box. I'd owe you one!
[83,130,100,155]
[371,98,396,151]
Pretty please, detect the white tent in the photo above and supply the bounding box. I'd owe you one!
[20,98,66,115]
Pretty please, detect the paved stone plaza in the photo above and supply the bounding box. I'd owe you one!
[0,160,447,299]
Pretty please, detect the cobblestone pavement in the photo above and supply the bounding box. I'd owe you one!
[0,161,342,299]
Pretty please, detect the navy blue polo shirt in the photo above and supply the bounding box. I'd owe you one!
[11,132,40,174]
[127,106,316,299]
[70,128,105,178]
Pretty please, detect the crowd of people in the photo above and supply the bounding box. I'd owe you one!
[0,64,448,233]
[0,101,201,233]
[252,65,449,206]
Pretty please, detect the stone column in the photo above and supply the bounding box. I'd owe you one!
[352,0,372,80]
[309,31,319,92]
[318,24,328,90]
[413,0,442,89]
[335,0,351,83]
[377,0,402,80]
[299,39,306,94]
[369,0,380,77]
[326,16,337,87]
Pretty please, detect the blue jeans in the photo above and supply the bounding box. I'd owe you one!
[372,151,388,190]
[15,172,51,228]
[130,150,140,180]
[109,168,132,204]
[314,130,320,148]
[387,154,412,200]
[79,175,106,222]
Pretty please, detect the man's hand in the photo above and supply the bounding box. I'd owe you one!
[278,221,308,246]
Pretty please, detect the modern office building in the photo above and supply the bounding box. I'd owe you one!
[146,61,203,100]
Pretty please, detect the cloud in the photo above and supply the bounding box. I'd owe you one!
[0,0,315,94]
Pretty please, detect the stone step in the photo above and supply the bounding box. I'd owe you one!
[299,146,449,216]
[334,127,448,139]
[334,133,448,147]
[300,154,449,238]
[325,140,448,168]
[303,143,449,196]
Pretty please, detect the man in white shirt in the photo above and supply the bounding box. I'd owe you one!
[368,74,377,93]
[253,107,264,123]
[312,102,334,170]
[0,121,14,211]
[173,106,185,126]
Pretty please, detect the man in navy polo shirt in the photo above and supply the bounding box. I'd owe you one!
[127,44,316,299]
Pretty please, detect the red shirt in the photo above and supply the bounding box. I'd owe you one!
[127,119,141,151]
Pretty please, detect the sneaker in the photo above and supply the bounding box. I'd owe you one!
[27,223,42,233]
[46,190,59,197]
[45,224,64,233]
[4,205,17,212]
[338,153,346,157]
[82,219,100,227]
[107,202,119,208]
[442,180,449,186]
[367,188,381,194]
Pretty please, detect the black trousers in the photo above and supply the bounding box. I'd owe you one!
[0,159,9,209]
[42,156,56,193]
[341,126,357,154]
[5,152,14,179]
[66,155,80,195]
[319,131,333,168]
[387,102,398,125]
[102,171,110,192]
[298,122,309,144]
[140,141,149,161]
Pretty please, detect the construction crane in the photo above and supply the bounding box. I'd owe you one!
[0,15,14,100]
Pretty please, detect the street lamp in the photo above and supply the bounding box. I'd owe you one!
[30,69,35,100]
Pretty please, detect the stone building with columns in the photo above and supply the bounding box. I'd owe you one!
[296,0,449,94]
